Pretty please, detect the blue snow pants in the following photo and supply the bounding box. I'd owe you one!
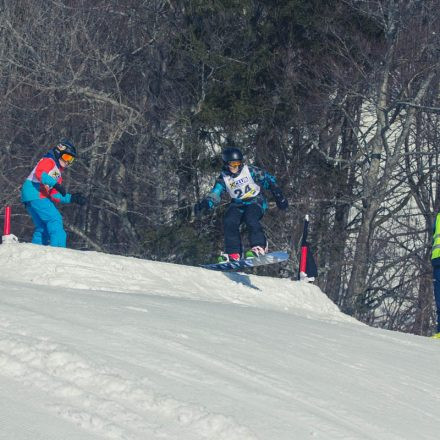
[25,198,67,247]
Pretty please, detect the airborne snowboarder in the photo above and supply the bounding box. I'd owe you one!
[194,147,288,263]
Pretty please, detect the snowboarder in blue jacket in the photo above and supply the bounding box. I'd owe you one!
[194,147,288,262]
[21,139,86,247]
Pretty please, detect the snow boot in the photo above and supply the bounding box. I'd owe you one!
[217,252,241,263]
[245,245,268,259]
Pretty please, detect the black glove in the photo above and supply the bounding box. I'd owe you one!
[272,188,288,210]
[194,199,210,217]
[53,183,67,197]
[70,193,87,206]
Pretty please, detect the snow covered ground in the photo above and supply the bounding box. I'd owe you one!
[0,243,439,440]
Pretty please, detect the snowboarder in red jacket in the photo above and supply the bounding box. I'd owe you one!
[21,139,86,247]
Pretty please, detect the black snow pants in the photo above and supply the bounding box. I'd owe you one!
[223,202,266,254]
[433,263,440,333]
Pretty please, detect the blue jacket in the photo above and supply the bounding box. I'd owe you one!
[205,165,279,211]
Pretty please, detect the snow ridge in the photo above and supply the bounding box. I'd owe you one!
[1,244,440,440]
[0,243,353,322]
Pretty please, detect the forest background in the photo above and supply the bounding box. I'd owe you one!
[1,0,440,335]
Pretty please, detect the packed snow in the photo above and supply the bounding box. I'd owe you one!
[0,243,439,440]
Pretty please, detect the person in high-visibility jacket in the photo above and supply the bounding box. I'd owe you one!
[431,212,440,338]
[21,139,86,247]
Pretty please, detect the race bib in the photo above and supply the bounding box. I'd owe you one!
[222,165,260,200]
[27,159,61,183]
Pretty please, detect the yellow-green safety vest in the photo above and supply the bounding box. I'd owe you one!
[432,213,440,260]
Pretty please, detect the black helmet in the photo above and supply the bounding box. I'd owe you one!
[221,147,243,164]
[53,138,77,160]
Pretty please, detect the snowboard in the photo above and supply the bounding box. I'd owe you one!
[201,251,289,272]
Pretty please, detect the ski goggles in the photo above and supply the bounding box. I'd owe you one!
[228,160,242,167]
[61,153,75,164]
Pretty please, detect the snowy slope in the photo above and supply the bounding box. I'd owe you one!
[0,244,439,440]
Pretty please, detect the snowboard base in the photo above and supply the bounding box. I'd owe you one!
[201,251,289,272]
